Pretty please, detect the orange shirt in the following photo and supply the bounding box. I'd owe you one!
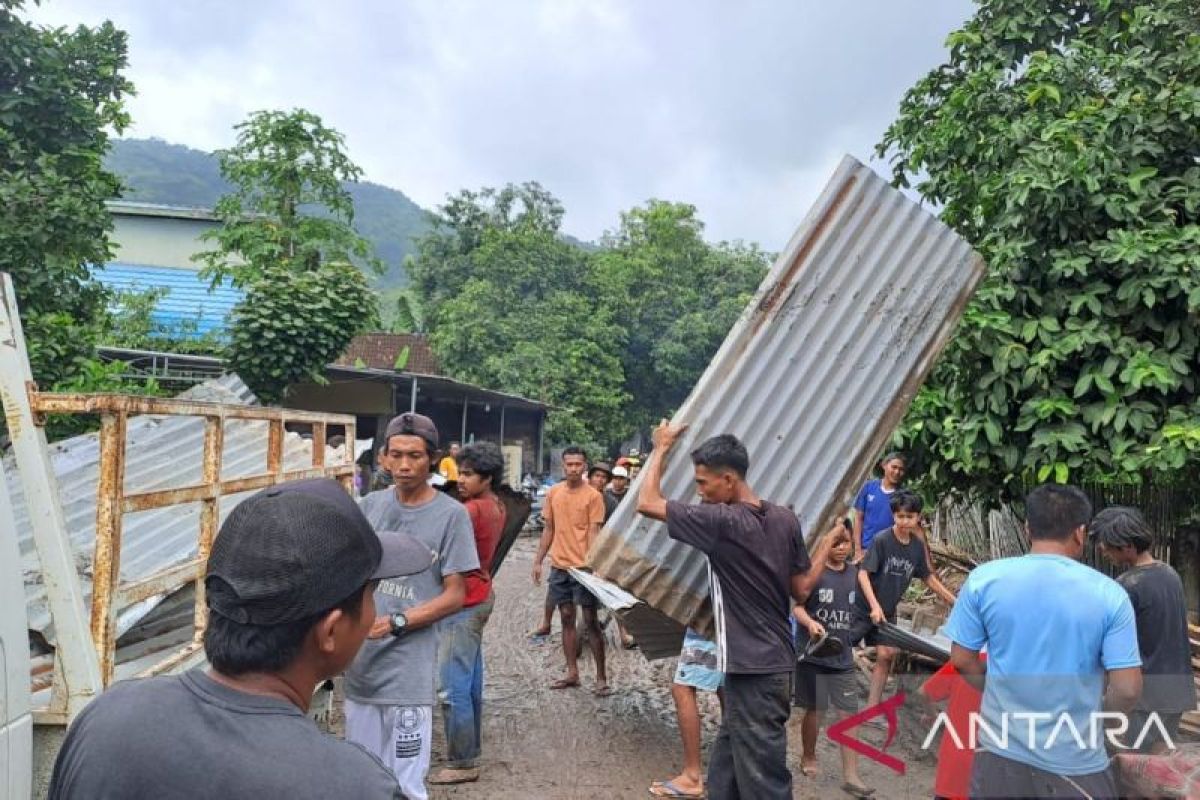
[545,482,605,569]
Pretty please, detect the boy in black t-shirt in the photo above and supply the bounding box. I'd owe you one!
[792,521,873,798]
[852,490,956,710]
[1092,505,1196,753]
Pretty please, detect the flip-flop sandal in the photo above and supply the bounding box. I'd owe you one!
[648,780,705,798]
[550,678,580,690]
[841,783,875,799]
[800,764,818,777]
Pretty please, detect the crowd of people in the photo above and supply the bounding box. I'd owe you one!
[43,411,1197,800]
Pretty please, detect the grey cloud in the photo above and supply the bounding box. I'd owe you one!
[25,0,973,248]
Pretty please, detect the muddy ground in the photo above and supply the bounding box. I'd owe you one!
[340,537,940,799]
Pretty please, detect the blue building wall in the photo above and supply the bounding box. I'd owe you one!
[93,263,243,339]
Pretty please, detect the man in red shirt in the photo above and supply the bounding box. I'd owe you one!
[921,654,986,800]
[430,442,507,786]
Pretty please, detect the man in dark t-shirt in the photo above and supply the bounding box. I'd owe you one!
[637,422,831,800]
[1093,505,1197,752]
[49,479,435,800]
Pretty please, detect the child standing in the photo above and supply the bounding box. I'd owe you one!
[852,453,906,562]
[852,490,957,709]
[793,522,873,798]
[1092,505,1196,753]
[921,654,985,800]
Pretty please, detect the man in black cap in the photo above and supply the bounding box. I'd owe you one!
[48,478,434,799]
[344,412,479,800]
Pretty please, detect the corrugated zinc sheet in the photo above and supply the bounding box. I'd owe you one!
[15,375,339,646]
[587,155,986,642]
[92,263,242,338]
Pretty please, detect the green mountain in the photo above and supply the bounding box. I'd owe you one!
[104,138,431,288]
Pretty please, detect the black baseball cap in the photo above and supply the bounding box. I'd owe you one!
[206,478,433,625]
[384,412,439,451]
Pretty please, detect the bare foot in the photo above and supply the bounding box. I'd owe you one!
[800,757,819,777]
[550,676,580,690]
[593,683,613,697]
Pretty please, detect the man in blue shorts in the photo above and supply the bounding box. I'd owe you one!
[651,629,725,798]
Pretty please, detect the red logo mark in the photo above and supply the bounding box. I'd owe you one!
[826,692,906,775]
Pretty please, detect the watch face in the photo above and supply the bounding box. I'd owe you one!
[390,612,407,632]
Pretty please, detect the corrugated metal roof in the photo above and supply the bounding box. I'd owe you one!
[107,201,222,222]
[92,263,242,338]
[15,374,340,647]
[587,155,986,642]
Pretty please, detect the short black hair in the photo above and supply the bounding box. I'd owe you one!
[458,441,505,489]
[1090,506,1153,553]
[881,452,906,466]
[1025,484,1092,541]
[690,434,749,479]
[562,445,586,460]
[204,582,367,676]
[889,489,923,513]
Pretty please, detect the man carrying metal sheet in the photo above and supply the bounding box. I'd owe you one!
[637,421,832,800]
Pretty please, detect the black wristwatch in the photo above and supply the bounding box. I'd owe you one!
[389,612,409,637]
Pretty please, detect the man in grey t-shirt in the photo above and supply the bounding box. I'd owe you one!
[49,478,434,800]
[344,413,479,800]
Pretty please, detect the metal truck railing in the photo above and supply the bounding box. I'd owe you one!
[0,273,356,723]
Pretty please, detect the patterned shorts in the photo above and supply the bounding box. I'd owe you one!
[673,628,725,692]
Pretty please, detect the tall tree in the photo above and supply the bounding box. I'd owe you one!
[201,109,379,402]
[594,201,769,433]
[0,1,131,390]
[196,108,381,286]
[879,0,1200,496]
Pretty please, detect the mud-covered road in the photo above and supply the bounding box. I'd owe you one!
[410,537,939,799]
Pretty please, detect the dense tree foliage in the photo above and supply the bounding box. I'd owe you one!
[0,0,131,391]
[879,0,1200,496]
[227,263,374,404]
[595,201,769,434]
[409,185,769,447]
[410,183,628,446]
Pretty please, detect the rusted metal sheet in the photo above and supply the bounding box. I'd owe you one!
[587,155,986,644]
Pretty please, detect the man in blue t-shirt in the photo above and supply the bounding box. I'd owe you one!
[944,484,1142,799]
[851,452,905,561]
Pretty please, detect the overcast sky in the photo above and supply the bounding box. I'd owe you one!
[27,1,974,250]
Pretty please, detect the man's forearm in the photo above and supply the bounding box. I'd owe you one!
[636,444,671,521]
[535,522,554,564]
[926,575,957,606]
[404,577,466,629]
[950,645,987,692]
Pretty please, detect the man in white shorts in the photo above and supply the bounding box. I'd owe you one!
[344,413,479,800]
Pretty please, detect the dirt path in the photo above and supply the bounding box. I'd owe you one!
[420,537,939,799]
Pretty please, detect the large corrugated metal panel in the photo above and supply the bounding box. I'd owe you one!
[92,263,242,337]
[14,375,337,646]
[587,155,986,640]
